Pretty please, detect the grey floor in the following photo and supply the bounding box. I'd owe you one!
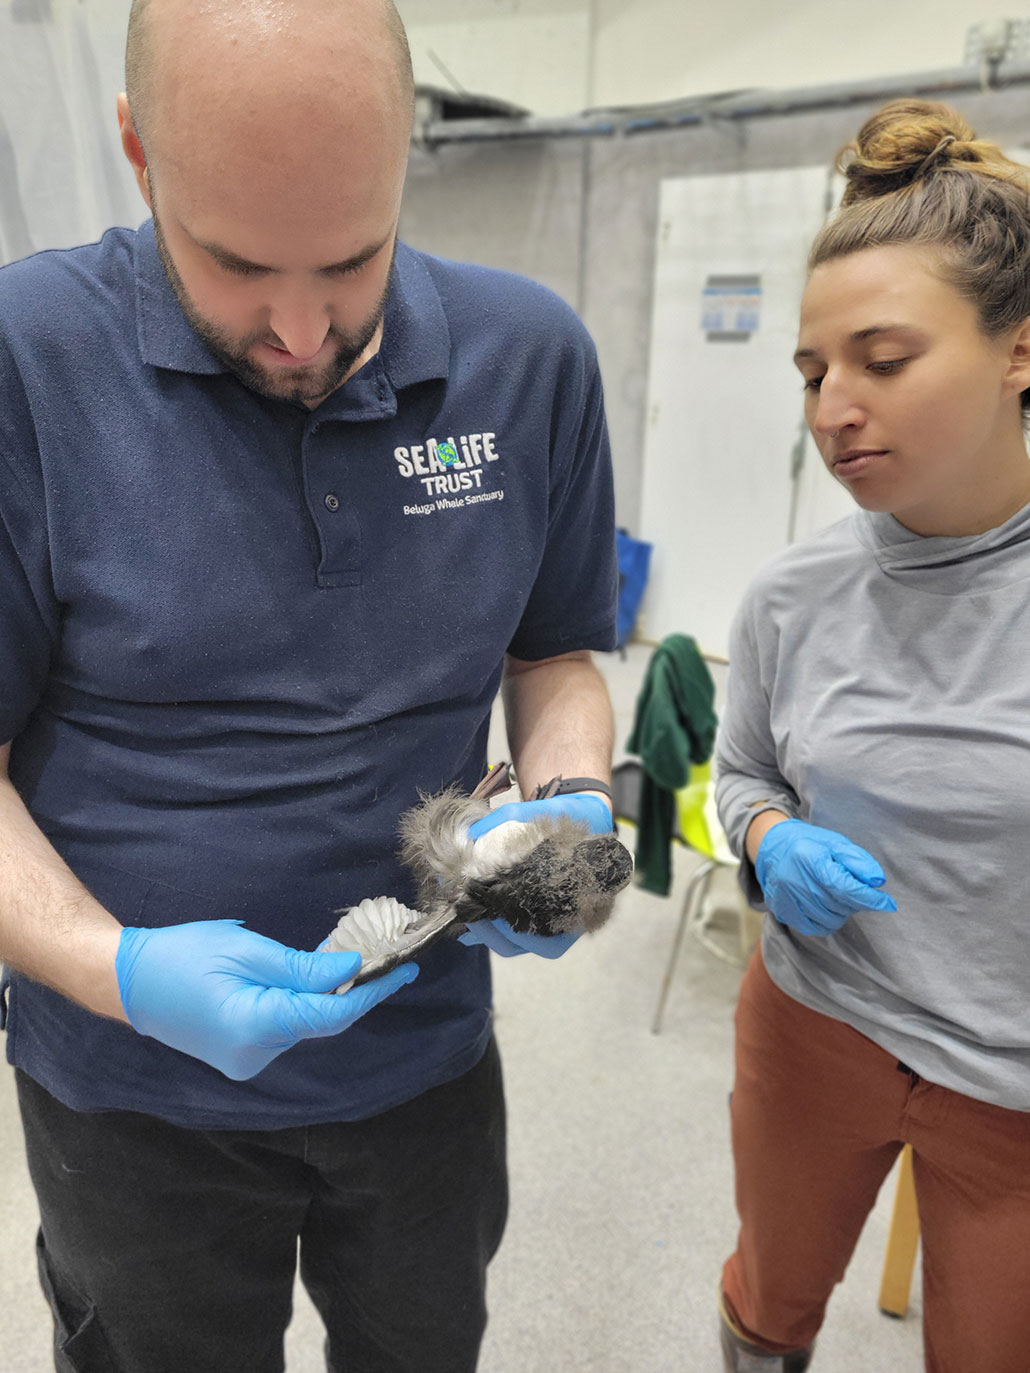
[0,643,924,1371]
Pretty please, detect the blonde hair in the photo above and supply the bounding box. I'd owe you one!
[810,99,1030,416]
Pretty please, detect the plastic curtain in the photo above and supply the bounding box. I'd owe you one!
[0,0,142,268]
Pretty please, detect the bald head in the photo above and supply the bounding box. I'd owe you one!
[125,0,414,166]
[117,0,416,407]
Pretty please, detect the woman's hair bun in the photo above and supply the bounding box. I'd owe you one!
[811,98,1030,390]
[837,98,1006,204]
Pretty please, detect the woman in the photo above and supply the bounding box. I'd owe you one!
[715,99,1030,1373]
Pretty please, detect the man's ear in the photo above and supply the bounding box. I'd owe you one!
[117,92,153,210]
[1003,316,1030,400]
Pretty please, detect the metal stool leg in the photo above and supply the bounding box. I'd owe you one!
[690,863,751,968]
[651,858,715,1034]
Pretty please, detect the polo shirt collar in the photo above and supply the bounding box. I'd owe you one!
[134,218,224,374]
[133,219,451,395]
[378,242,450,391]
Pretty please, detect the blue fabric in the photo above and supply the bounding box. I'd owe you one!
[0,223,618,1127]
[614,528,652,648]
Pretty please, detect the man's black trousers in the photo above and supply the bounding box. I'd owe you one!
[17,1037,507,1373]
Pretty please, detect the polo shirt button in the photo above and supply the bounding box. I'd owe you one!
[324,493,340,512]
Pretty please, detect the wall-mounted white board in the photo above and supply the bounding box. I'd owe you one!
[639,166,854,659]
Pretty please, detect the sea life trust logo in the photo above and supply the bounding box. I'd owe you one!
[395,432,506,516]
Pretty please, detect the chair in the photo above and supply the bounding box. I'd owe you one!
[611,757,755,1034]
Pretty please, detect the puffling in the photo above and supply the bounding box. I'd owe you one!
[325,773,633,991]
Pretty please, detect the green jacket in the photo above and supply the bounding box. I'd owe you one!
[626,634,717,895]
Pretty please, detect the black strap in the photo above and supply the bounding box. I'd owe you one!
[531,775,613,802]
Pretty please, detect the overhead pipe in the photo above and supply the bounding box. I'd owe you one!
[416,59,1030,148]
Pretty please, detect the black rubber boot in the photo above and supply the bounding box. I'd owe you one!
[719,1308,815,1371]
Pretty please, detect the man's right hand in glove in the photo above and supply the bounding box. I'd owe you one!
[458,792,613,959]
[115,919,418,1080]
[752,817,897,936]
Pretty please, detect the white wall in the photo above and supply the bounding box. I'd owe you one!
[398,0,1029,116]
[638,165,854,659]
[0,0,141,263]
[592,0,1026,107]
[396,0,592,114]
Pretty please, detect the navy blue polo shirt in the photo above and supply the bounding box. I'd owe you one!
[0,222,617,1128]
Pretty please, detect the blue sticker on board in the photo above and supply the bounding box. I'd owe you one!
[702,274,762,342]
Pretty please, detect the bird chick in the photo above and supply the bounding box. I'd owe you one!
[399,785,632,935]
[326,781,633,988]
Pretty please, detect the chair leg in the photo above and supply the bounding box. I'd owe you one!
[652,859,715,1035]
[690,865,751,968]
[878,1144,920,1318]
[736,889,763,963]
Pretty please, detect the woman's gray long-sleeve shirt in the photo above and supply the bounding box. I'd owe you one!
[716,502,1030,1110]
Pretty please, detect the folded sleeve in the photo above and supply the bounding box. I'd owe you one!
[0,346,60,744]
[507,325,618,661]
[715,590,800,906]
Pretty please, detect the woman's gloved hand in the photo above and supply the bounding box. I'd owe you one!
[754,818,897,936]
[115,919,418,1080]
[459,793,613,958]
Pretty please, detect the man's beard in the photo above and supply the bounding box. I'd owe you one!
[152,213,393,406]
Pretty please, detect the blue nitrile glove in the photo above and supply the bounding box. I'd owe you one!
[459,793,613,958]
[754,819,898,936]
[115,919,418,1080]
